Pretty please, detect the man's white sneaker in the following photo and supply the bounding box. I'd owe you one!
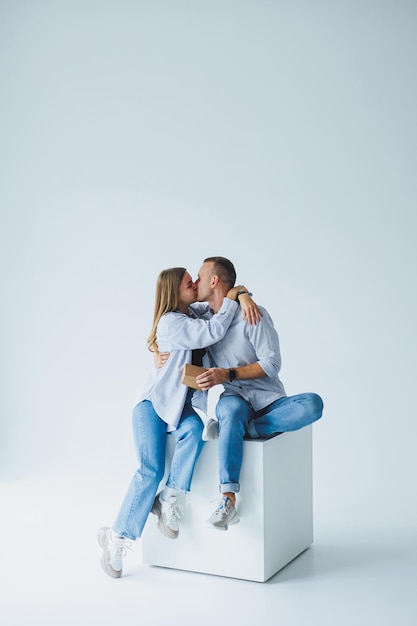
[151,493,183,539]
[203,496,240,531]
[97,527,132,578]
[202,418,220,441]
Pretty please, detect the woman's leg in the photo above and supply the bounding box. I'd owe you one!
[166,400,205,492]
[112,400,167,540]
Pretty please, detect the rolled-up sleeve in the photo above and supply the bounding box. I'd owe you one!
[250,310,282,378]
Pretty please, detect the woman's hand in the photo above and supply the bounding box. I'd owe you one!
[154,351,170,368]
[238,293,262,325]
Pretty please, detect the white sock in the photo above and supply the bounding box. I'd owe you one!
[111,529,124,540]
[160,486,178,502]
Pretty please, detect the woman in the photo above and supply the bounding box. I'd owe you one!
[97,267,258,578]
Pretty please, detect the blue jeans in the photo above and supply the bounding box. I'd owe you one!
[215,393,323,493]
[113,398,204,540]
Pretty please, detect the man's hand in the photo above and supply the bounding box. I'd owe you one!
[154,351,170,368]
[196,362,266,387]
[195,367,228,390]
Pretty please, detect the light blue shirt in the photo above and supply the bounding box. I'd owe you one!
[204,305,287,411]
[136,298,238,430]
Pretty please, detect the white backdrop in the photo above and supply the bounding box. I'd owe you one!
[1,1,416,531]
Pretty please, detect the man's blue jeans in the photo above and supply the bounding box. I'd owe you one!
[215,393,323,493]
[113,398,204,540]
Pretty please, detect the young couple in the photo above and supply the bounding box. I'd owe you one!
[98,256,324,578]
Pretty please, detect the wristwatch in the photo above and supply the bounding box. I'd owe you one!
[228,369,237,382]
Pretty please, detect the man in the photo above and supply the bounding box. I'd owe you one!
[192,257,324,530]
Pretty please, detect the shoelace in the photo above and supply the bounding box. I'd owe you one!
[119,540,133,556]
[211,497,230,517]
[166,502,184,523]
[112,537,133,557]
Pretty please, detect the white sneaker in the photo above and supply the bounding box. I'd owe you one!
[97,527,132,578]
[151,494,183,539]
[202,418,219,441]
[203,497,239,531]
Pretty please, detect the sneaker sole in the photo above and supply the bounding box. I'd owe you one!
[203,512,240,531]
[97,528,122,578]
[151,497,179,539]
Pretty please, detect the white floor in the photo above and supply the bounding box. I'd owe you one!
[1,476,416,626]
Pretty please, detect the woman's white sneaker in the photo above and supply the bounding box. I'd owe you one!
[97,527,132,578]
[151,493,183,539]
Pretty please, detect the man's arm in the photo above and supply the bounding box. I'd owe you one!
[196,307,281,389]
[195,362,266,390]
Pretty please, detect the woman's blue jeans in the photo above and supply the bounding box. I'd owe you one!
[215,392,323,493]
[113,398,204,540]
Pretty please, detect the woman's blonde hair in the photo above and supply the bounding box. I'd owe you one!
[147,267,187,352]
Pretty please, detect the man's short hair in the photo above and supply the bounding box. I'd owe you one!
[203,256,236,289]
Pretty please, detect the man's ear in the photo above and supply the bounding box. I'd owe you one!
[211,275,219,287]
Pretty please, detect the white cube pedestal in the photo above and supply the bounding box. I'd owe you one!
[141,425,313,582]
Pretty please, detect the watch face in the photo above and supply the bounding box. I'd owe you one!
[229,369,236,382]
